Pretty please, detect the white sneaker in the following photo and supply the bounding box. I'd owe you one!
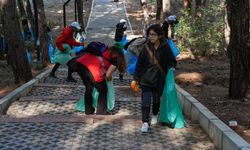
[151,115,158,125]
[141,122,149,133]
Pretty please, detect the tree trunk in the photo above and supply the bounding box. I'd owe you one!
[183,0,192,10]
[24,0,35,35]
[156,0,162,24]
[140,0,150,34]
[202,0,209,6]
[227,0,250,99]
[76,0,84,29]
[17,0,27,19]
[162,0,171,18]
[2,0,32,83]
[195,0,202,17]
[37,0,49,67]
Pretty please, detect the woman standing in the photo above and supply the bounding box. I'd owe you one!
[132,24,176,132]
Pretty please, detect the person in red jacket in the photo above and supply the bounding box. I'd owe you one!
[49,21,84,82]
[71,42,126,115]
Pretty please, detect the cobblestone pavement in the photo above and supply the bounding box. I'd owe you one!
[0,0,216,149]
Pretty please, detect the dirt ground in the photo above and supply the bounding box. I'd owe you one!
[0,0,249,144]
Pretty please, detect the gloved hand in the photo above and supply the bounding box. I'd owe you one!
[131,80,139,92]
[81,42,86,47]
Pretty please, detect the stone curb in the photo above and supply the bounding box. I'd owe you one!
[175,84,250,150]
[0,68,51,114]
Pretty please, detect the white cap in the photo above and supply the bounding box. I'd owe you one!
[120,19,127,23]
[70,21,81,30]
[166,15,177,22]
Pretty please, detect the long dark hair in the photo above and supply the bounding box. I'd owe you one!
[146,24,165,50]
[109,46,126,74]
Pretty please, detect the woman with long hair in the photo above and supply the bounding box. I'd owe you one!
[132,24,176,132]
[73,42,126,115]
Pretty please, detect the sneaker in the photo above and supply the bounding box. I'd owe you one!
[141,122,149,133]
[66,77,77,83]
[151,115,158,125]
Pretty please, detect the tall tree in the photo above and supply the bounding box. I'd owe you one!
[2,0,32,83]
[37,0,49,67]
[195,0,202,17]
[183,0,192,11]
[140,0,150,33]
[17,0,27,19]
[24,0,35,34]
[226,0,250,98]
[156,0,162,24]
[162,0,171,18]
[76,0,84,29]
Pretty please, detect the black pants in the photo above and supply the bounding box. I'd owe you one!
[141,86,162,123]
[76,63,108,115]
[50,63,74,78]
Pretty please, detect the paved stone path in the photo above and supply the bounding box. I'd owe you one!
[0,0,216,149]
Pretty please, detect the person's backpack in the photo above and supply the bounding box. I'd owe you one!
[125,37,147,56]
[85,41,108,56]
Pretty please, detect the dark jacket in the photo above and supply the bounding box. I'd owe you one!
[114,22,127,42]
[133,41,176,91]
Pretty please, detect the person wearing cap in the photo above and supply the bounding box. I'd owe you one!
[162,15,179,39]
[49,21,85,82]
[115,19,127,80]
[73,42,126,115]
[114,19,127,42]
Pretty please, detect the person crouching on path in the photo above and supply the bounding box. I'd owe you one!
[74,42,126,115]
[49,21,85,82]
[132,24,176,132]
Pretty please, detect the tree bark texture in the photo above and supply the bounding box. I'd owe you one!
[37,0,49,67]
[2,0,32,83]
[195,0,202,17]
[17,0,27,19]
[227,0,250,98]
[162,0,171,18]
[183,0,192,10]
[24,0,35,34]
[140,0,150,33]
[156,0,162,24]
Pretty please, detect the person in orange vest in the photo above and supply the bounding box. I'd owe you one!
[49,21,84,82]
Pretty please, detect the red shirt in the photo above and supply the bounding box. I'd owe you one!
[56,26,81,51]
[76,50,117,82]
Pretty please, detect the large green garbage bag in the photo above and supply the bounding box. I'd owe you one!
[75,79,115,112]
[52,44,73,65]
[159,68,185,128]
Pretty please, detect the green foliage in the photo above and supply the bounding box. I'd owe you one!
[176,3,226,57]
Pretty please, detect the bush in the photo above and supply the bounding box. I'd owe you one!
[176,3,226,57]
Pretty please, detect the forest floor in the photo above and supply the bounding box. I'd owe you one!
[0,0,249,143]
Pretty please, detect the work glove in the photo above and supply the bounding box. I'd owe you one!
[131,80,139,92]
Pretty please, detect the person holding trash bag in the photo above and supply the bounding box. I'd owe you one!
[72,42,126,115]
[131,24,176,133]
[49,21,85,82]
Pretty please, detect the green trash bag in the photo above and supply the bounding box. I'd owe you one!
[52,44,73,65]
[106,79,115,111]
[75,79,115,112]
[159,68,185,128]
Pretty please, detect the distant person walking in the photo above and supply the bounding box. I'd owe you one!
[49,21,84,82]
